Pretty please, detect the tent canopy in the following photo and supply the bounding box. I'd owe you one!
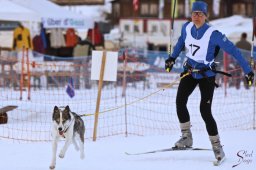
[10,0,94,29]
[0,0,40,22]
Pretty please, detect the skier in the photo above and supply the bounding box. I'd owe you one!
[165,1,254,163]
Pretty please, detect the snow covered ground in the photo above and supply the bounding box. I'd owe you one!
[1,130,255,170]
[1,80,255,170]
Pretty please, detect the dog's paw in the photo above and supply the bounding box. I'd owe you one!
[49,165,55,169]
[59,152,65,158]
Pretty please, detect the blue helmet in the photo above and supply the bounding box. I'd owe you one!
[192,1,208,15]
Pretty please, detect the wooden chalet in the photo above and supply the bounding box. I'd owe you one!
[50,0,104,5]
[110,0,254,25]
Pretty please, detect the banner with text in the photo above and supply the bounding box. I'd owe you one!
[42,17,90,29]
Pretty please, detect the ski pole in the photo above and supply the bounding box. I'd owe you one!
[250,0,256,78]
[166,0,177,72]
[252,0,256,130]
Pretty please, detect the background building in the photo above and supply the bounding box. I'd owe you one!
[51,0,105,5]
[110,0,254,25]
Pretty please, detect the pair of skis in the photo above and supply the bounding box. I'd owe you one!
[125,146,225,166]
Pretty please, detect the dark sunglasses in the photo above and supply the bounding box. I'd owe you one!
[192,12,204,17]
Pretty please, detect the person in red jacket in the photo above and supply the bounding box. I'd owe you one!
[66,28,78,47]
[87,23,104,48]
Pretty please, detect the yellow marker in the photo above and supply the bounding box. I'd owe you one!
[166,68,170,72]
[249,81,252,86]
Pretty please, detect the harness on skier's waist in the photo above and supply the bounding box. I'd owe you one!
[181,61,232,88]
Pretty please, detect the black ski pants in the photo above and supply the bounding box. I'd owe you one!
[176,74,218,136]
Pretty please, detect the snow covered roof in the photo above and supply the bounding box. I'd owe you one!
[64,0,112,22]
[10,0,94,29]
[210,15,253,43]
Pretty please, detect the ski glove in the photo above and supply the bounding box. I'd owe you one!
[165,57,175,72]
[245,71,254,86]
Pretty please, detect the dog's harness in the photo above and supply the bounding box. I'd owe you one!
[60,117,75,138]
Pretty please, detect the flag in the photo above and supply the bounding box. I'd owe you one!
[66,77,75,98]
[171,0,179,19]
[133,0,139,12]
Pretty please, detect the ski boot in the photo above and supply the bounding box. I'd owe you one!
[174,122,193,148]
[210,135,225,161]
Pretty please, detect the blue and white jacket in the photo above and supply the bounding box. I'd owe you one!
[170,22,252,79]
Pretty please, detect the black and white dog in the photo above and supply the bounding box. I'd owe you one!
[50,105,85,169]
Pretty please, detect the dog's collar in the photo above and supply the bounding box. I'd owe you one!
[60,133,65,138]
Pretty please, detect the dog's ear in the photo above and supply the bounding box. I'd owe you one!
[54,106,58,112]
[65,105,70,112]
[53,106,59,120]
[63,105,71,120]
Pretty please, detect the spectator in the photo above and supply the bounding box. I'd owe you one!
[73,38,95,89]
[234,32,251,89]
[87,23,104,49]
[66,28,78,47]
[236,33,251,51]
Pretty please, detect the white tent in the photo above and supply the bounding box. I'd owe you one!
[10,0,93,29]
[0,0,40,22]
